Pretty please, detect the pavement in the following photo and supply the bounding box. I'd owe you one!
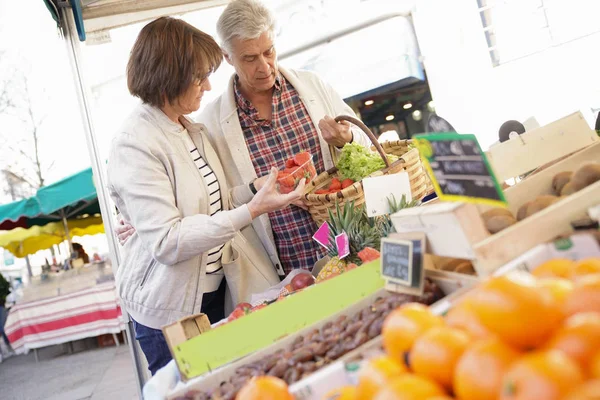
[0,339,140,400]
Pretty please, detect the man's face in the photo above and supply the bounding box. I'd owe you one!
[226,31,278,95]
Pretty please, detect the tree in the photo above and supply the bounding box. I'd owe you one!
[0,56,52,201]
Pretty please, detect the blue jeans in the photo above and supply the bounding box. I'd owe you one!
[133,278,226,375]
[0,305,10,348]
[132,319,172,376]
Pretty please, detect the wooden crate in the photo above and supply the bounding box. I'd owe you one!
[392,142,600,276]
[486,111,598,182]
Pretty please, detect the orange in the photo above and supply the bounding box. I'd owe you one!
[562,379,600,400]
[410,326,470,391]
[426,397,454,400]
[445,299,492,340]
[532,258,574,278]
[500,350,584,400]
[571,257,600,278]
[236,376,293,400]
[382,303,444,365]
[373,374,446,400]
[453,338,521,400]
[543,312,600,374]
[323,385,357,400]
[469,272,562,349]
[537,277,574,309]
[591,350,600,379]
[357,355,406,399]
[564,273,600,316]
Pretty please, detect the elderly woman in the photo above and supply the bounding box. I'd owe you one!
[107,17,305,375]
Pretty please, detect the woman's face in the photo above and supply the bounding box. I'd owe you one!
[174,75,212,115]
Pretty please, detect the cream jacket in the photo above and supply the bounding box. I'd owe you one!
[107,103,279,329]
[199,67,370,274]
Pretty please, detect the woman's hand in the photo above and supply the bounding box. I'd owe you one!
[115,215,135,246]
[247,167,306,219]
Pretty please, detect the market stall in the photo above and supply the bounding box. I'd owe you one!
[39,2,600,399]
[4,280,125,361]
[135,113,600,400]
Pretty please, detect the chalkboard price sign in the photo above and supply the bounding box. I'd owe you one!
[413,133,507,207]
[381,239,413,286]
[381,233,427,295]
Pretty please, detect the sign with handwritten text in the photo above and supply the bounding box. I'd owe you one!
[413,133,506,207]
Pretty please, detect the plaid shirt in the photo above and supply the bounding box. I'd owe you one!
[234,74,327,275]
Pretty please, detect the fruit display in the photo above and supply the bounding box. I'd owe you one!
[177,281,445,400]
[479,161,600,235]
[308,257,600,400]
[316,197,419,283]
[314,177,355,195]
[277,151,317,194]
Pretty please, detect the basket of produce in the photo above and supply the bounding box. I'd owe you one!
[304,115,433,226]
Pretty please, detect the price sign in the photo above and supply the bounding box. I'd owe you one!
[381,239,413,286]
[413,133,507,207]
[426,114,456,133]
[381,232,427,295]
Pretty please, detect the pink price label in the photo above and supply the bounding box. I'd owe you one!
[336,232,350,259]
[312,222,330,249]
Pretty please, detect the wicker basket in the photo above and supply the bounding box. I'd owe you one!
[304,115,434,226]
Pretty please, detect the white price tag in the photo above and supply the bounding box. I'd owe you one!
[363,172,412,217]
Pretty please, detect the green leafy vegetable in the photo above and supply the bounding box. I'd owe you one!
[336,143,398,181]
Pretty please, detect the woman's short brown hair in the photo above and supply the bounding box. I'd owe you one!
[127,17,222,108]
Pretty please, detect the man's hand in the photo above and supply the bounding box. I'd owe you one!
[318,115,353,148]
[247,167,306,219]
[115,215,135,246]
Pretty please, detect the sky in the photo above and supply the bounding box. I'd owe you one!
[0,0,92,203]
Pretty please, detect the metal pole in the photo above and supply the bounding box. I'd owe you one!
[61,211,73,255]
[60,7,147,397]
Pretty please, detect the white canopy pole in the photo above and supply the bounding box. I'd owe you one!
[60,7,148,396]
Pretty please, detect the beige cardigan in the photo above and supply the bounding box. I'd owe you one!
[107,103,279,329]
[199,67,370,274]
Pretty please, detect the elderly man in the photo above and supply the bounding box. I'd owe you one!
[199,0,371,277]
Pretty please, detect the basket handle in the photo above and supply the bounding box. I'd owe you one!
[334,115,390,168]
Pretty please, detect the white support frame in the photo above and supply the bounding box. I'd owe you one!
[60,7,148,397]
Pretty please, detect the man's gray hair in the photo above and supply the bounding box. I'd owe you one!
[216,0,276,54]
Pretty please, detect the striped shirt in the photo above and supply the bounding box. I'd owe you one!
[182,132,224,291]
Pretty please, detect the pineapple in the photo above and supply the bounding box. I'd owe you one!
[315,195,421,283]
[316,201,376,282]
[378,194,421,237]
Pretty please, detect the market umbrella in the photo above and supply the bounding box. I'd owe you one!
[0,168,102,251]
[0,167,100,225]
[0,216,105,258]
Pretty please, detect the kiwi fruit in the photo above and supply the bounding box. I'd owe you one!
[570,162,600,191]
[517,201,531,221]
[454,262,476,275]
[525,195,561,217]
[485,215,517,234]
[560,182,578,196]
[481,207,514,222]
[551,171,572,196]
[437,258,466,272]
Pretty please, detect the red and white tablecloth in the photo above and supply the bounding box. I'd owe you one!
[4,281,126,353]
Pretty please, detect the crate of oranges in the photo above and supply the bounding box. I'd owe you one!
[231,256,600,400]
